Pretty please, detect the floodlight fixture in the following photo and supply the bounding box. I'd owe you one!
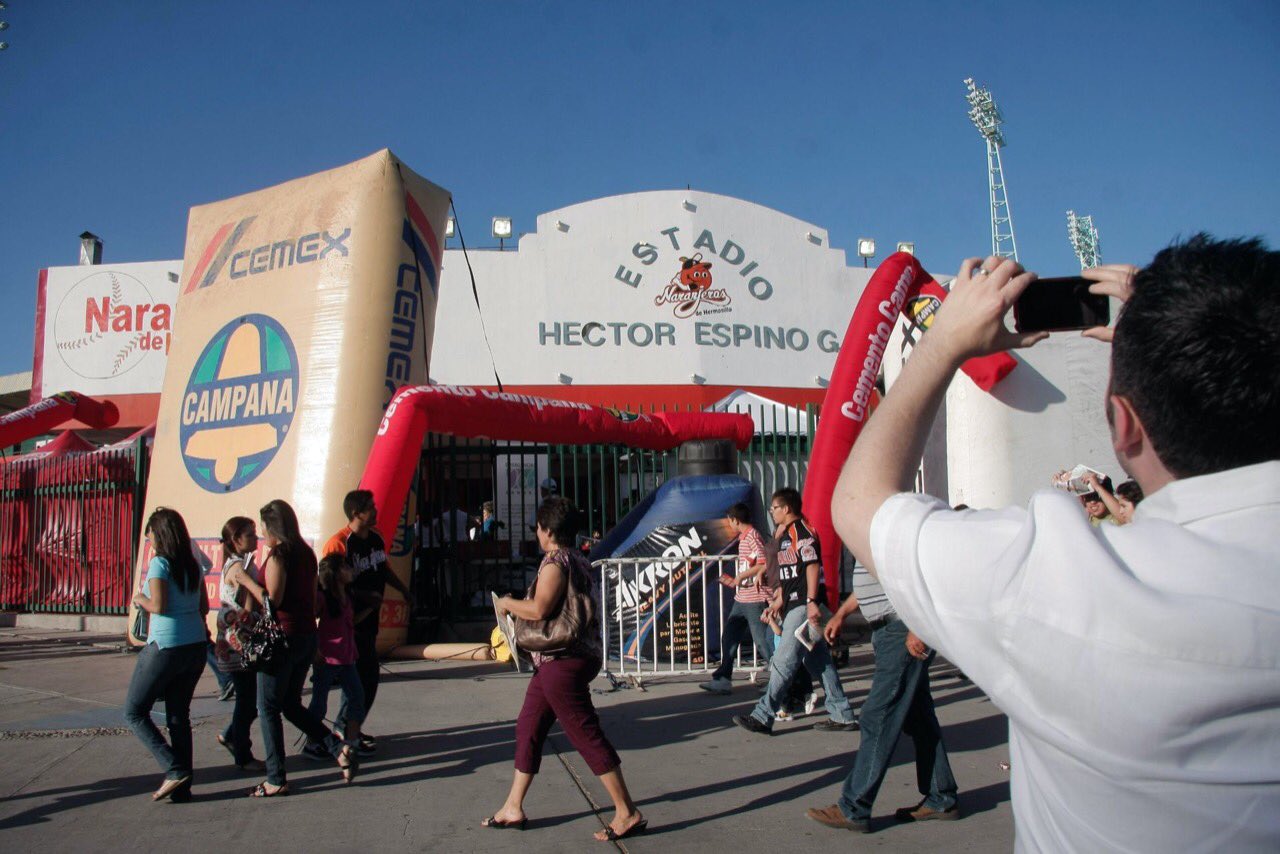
[896,241,915,256]
[444,217,455,239]
[492,216,513,250]
[965,77,1006,148]
[1066,210,1101,270]
[857,238,876,267]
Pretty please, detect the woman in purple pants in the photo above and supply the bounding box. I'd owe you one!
[484,497,646,842]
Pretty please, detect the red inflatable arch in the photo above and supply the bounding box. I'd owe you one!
[804,252,1017,608]
[359,384,755,545]
[0,392,120,451]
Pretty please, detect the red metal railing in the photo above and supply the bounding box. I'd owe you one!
[0,438,149,615]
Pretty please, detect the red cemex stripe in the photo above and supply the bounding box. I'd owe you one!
[404,192,442,267]
[183,222,234,295]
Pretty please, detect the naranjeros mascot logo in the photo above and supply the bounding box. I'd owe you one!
[653,253,732,319]
[179,314,298,492]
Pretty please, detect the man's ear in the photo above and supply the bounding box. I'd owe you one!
[1109,394,1145,458]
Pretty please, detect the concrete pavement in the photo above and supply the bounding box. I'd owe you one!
[0,626,1014,852]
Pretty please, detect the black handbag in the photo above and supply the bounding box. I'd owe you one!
[131,607,149,644]
[514,550,596,654]
[240,595,288,673]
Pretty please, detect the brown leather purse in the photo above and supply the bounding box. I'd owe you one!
[514,550,596,653]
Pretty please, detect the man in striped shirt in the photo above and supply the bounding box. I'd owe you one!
[699,503,772,694]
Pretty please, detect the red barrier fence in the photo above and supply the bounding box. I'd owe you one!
[0,437,150,615]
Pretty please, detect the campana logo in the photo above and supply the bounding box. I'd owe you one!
[183,215,351,294]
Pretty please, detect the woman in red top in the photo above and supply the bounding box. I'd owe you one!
[252,499,353,797]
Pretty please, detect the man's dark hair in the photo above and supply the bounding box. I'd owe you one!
[771,487,802,517]
[535,496,579,547]
[343,489,375,521]
[726,502,751,524]
[1111,233,1279,478]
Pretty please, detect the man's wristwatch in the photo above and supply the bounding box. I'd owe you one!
[807,597,820,605]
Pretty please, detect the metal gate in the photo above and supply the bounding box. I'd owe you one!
[409,402,816,640]
[596,553,767,679]
[0,437,150,615]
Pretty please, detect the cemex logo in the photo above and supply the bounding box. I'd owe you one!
[182,215,351,294]
[179,314,299,493]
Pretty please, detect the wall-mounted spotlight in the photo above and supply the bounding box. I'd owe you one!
[857,238,877,268]
[492,216,513,250]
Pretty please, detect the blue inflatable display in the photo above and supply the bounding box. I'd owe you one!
[591,475,768,665]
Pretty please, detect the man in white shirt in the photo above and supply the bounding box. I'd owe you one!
[831,235,1280,851]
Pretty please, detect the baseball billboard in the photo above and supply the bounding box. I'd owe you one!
[129,149,450,652]
[31,261,182,426]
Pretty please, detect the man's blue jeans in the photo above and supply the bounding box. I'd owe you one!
[838,618,958,821]
[750,605,855,725]
[712,599,772,680]
[123,640,206,781]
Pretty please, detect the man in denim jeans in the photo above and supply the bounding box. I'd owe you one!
[731,488,857,734]
[805,566,958,832]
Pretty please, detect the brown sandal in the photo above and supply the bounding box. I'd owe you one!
[338,745,358,784]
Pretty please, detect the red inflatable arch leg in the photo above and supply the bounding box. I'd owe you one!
[803,252,1016,609]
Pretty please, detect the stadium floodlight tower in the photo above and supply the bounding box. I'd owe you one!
[965,78,1018,261]
[1066,210,1101,270]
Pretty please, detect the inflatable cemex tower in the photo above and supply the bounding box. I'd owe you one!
[131,150,449,652]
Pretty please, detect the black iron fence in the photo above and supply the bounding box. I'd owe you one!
[410,402,824,636]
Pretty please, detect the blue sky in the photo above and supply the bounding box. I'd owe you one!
[2,0,1277,374]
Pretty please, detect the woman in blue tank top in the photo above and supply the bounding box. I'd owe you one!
[124,507,210,802]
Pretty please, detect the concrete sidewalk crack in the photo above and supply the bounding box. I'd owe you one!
[5,734,96,800]
[550,733,627,852]
[0,680,121,709]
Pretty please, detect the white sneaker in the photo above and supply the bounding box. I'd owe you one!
[803,691,818,716]
[698,677,733,695]
[776,709,794,722]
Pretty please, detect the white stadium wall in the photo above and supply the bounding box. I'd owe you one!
[427,190,872,408]
[28,187,1121,517]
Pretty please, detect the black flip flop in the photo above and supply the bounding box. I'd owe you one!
[481,815,527,830]
[249,782,289,798]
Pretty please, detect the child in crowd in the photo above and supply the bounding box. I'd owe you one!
[304,554,364,783]
[762,608,817,721]
[1084,471,1144,525]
